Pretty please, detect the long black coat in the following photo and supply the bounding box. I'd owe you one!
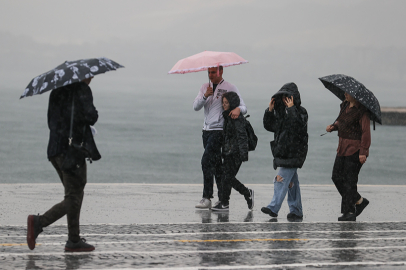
[222,111,249,162]
[47,82,101,161]
[263,82,308,170]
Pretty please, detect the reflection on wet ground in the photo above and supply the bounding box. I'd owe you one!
[2,221,406,269]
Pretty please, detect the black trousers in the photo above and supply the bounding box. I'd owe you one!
[40,154,87,242]
[332,151,363,214]
[201,130,223,199]
[221,154,250,205]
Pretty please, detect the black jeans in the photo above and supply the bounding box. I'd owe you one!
[332,151,363,214]
[221,154,250,205]
[40,154,87,243]
[201,130,223,199]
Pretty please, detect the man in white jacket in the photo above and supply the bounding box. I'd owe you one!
[193,66,247,209]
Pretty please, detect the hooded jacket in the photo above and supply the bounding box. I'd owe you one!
[47,82,101,161]
[263,82,308,169]
[222,92,248,161]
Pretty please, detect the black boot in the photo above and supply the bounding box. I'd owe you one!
[65,238,95,252]
[261,207,277,217]
[356,198,369,217]
[338,212,356,221]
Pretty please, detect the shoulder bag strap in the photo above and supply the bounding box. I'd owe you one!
[68,90,86,146]
[68,92,75,146]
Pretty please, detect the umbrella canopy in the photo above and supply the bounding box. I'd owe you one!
[21,57,124,99]
[168,51,248,74]
[319,74,382,125]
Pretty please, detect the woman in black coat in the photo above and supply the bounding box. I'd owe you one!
[211,91,254,211]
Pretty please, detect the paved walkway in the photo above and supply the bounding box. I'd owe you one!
[1,184,406,269]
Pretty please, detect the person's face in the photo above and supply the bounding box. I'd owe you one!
[208,67,223,83]
[344,92,355,103]
[222,97,230,110]
[82,77,94,85]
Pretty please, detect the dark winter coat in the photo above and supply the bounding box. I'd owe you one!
[263,82,308,170]
[47,82,101,161]
[222,92,249,162]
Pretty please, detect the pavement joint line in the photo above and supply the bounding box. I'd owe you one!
[3,230,406,238]
[2,183,405,187]
[3,237,406,246]
[88,261,406,270]
[2,220,406,227]
[3,245,406,257]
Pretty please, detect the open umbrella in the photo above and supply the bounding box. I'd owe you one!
[168,51,248,74]
[319,74,382,125]
[21,57,124,99]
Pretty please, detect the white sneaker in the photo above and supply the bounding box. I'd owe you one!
[195,198,211,209]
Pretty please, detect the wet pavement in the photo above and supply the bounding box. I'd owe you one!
[1,184,406,269]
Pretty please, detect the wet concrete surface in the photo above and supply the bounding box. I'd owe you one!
[1,184,406,269]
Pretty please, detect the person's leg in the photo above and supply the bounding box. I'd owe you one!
[214,132,224,201]
[341,152,363,214]
[228,156,250,197]
[287,169,303,217]
[41,155,86,243]
[331,155,346,213]
[201,131,223,200]
[65,164,86,243]
[40,155,70,228]
[266,167,296,215]
[220,155,235,206]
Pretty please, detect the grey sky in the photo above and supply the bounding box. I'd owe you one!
[1,0,405,105]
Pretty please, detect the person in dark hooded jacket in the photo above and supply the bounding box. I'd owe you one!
[211,91,254,211]
[261,82,308,220]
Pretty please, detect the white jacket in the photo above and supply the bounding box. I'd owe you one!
[193,79,247,130]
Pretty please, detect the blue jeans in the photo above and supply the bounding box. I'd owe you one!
[266,167,303,216]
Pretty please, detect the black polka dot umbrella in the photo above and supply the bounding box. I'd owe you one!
[21,57,124,99]
[319,74,382,125]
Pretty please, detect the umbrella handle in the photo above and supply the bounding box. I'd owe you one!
[320,132,328,136]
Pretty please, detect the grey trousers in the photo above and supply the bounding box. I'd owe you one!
[40,154,87,242]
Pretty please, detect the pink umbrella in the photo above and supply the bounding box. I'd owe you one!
[168,51,248,74]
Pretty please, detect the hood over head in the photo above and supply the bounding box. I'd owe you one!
[222,91,240,111]
[272,82,301,108]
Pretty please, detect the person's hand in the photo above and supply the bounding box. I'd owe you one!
[269,98,275,111]
[326,125,335,132]
[283,96,294,108]
[229,107,241,119]
[359,155,367,164]
[204,87,213,98]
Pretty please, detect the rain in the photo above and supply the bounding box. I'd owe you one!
[1,1,406,269]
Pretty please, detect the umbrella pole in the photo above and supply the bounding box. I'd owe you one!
[320,102,349,136]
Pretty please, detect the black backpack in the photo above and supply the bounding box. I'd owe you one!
[244,115,258,151]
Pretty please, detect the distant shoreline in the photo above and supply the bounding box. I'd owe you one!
[381,107,406,125]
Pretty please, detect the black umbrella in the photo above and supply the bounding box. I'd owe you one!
[319,74,382,125]
[21,57,124,99]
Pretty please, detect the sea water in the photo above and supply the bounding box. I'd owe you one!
[1,83,405,185]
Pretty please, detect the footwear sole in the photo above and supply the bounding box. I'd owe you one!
[338,218,356,221]
[211,208,229,211]
[27,215,35,250]
[64,247,95,252]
